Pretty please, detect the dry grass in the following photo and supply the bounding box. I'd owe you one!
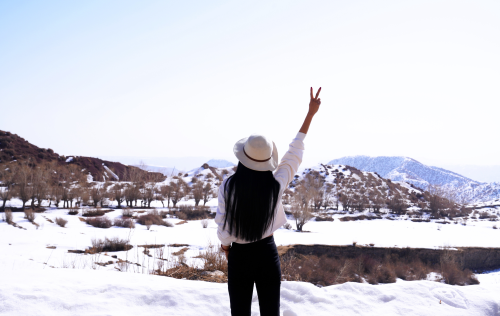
[3,208,13,224]
[113,217,135,228]
[24,209,36,222]
[279,251,479,286]
[137,210,173,227]
[88,237,133,253]
[155,241,228,283]
[81,208,107,217]
[173,247,189,256]
[121,208,134,217]
[315,216,334,221]
[176,205,212,220]
[67,209,79,215]
[55,217,68,227]
[85,216,112,228]
[339,215,381,222]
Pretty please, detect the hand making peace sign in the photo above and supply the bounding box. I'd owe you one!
[309,87,321,116]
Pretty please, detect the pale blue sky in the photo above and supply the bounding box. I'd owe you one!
[1,1,499,175]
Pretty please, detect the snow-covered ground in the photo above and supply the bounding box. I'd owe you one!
[2,204,500,315]
[1,267,500,316]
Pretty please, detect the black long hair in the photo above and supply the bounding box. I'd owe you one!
[223,162,281,242]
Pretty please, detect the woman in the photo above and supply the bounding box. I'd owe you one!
[215,87,322,316]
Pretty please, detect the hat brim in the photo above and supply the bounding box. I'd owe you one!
[233,137,278,172]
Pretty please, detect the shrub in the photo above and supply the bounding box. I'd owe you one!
[478,211,490,219]
[277,248,480,287]
[89,237,132,253]
[283,222,292,230]
[55,217,68,227]
[137,210,173,227]
[177,205,212,220]
[121,208,134,217]
[113,217,135,228]
[441,263,479,286]
[201,219,209,228]
[85,216,112,228]
[315,216,334,222]
[68,209,79,215]
[198,242,228,273]
[82,208,106,217]
[24,209,36,222]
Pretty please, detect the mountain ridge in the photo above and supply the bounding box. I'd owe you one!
[328,155,499,202]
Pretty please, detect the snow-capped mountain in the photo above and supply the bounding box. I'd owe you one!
[205,159,235,168]
[327,156,500,203]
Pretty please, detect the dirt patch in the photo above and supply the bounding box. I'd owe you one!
[175,220,188,225]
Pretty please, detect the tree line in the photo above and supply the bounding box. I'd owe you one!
[0,161,217,210]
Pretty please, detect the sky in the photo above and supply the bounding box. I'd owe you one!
[1,1,499,180]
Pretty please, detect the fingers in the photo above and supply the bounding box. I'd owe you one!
[310,87,313,99]
[315,87,321,99]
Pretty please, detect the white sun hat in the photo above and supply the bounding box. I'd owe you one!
[233,134,278,171]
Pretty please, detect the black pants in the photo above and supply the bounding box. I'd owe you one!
[228,235,281,316]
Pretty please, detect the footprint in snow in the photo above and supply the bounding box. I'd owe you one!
[431,288,468,309]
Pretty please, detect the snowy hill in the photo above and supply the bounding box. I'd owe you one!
[205,159,236,168]
[328,156,500,203]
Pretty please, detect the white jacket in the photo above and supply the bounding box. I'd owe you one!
[215,132,306,246]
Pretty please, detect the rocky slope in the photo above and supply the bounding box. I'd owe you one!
[0,130,164,182]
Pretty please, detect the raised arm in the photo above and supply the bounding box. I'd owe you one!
[299,87,321,134]
[274,87,322,190]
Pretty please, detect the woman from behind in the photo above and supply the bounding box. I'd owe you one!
[215,87,322,316]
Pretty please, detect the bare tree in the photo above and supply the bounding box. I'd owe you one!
[160,184,173,208]
[386,193,408,215]
[0,164,16,209]
[339,177,356,212]
[112,184,125,208]
[426,184,458,218]
[290,194,313,232]
[192,181,204,206]
[300,171,325,210]
[170,181,185,207]
[15,162,32,209]
[33,163,50,207]
[90,186,104,207]
[202,183,214,206]
[142,183,156,208]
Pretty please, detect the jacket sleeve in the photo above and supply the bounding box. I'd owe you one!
[273,132,306,192]
[215,178,236,246]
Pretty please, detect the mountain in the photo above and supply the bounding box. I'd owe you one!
[205,159,235,168]
[328,156,500,203]
[0,130,164,182]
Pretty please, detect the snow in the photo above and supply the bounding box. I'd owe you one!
[2,203,500,315]
[0,265,499,315]
[65,157,73,163]
[102,164,119,181]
